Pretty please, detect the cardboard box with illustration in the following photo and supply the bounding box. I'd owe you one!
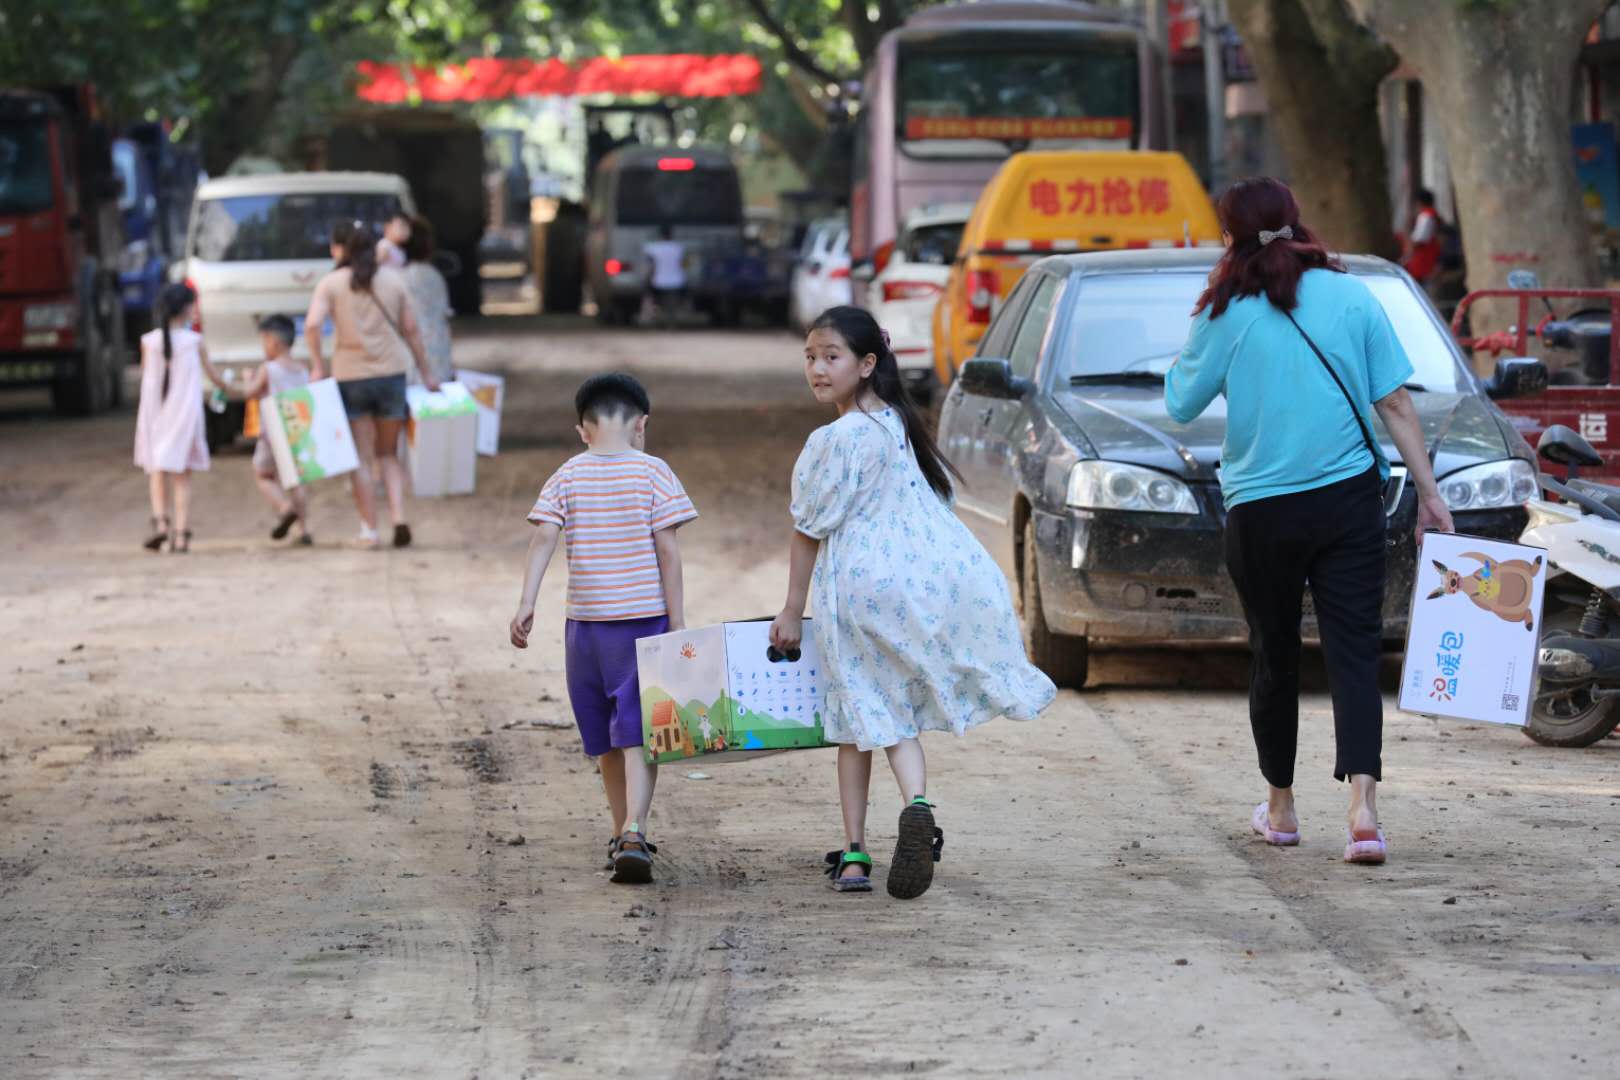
[638,620,832,765]
[259,377,360,489]
[1399,531,1547,726]
[456,369,504,456]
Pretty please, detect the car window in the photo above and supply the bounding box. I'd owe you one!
[1053,271,1464,391]
[191,191,404,261]
[902,221,965,265]
[1007,275,1061,377]
[977,274,1038,359]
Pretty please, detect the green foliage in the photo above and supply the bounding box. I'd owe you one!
[0,0,940,175]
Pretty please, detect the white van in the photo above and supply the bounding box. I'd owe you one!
[584,145,743,325]
[184,171,415,376]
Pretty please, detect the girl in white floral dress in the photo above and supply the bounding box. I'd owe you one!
[770,306,1056,900]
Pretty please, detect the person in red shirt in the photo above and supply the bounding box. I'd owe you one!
[1403,188,1443,285]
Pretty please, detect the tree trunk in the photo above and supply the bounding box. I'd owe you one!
[1347,0,1608,296]
[1227,0,1399,259]
[199,34,304,176]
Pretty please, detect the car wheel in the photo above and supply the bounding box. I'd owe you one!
[1021,520,1089,688]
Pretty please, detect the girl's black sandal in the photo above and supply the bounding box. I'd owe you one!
[143,516,169,552]
[887,798,944,900]
[823,848,873,893]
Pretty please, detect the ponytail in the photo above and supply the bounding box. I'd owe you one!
[807,306,961,501]
[156,282,196,402]
[346,224,379,291]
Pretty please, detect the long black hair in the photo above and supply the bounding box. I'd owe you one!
[807,305,960,501]
[345,224,379,291]
[156,281,196,402]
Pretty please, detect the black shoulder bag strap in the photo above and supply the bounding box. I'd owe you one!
[1282,308,1379,462]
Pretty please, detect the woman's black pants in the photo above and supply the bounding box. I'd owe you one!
[1224,467,1387,788]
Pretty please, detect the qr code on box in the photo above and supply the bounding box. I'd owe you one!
[1502,693,1521,712]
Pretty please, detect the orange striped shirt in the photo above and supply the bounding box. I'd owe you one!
[528,451,698,621]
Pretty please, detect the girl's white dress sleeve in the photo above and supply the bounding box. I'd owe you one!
[790,423,867,540]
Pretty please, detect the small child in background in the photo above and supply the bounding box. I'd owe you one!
[133,282,230,553]
[509,373,697,885]
[376,212,411,269]
[239,315,312,545]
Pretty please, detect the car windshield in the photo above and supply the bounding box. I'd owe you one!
[1057,271,1464,392]
[191,192,404,261]
[0,118,54,216]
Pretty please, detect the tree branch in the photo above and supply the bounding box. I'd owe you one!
[738,0,847,85]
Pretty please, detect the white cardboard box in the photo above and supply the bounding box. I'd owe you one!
[259,377,359,489]
[455,369,504,456]
[1399,531,1547,726]
[405,381,477,497]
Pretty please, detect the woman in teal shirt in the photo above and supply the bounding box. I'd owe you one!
[1166,178,1453,866]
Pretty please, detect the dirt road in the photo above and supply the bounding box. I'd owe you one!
[3,318,1618,1078]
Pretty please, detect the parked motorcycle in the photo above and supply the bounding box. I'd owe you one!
[1521,424,1620,746]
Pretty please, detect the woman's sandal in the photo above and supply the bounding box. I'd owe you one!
[1343,827,1387,865]
[888,797,945,900]
[823,848,874,893]
[143,516,169,552]
[1252,802,1301,846]
[169,529,192,554]
[611,829,657,884]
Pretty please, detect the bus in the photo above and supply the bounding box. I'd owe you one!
[850,0,1170,270]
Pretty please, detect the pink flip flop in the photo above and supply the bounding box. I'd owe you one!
[1251,802,1300,846]
[1343,828,1387,865]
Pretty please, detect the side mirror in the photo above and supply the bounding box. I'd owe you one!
[1538,424,1605,469]
[958,358,1033,400]
[1483,356,1548,400]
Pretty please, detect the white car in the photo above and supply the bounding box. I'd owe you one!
[790,218,851,330]
[866,203,972,404]
[184,171,416,376]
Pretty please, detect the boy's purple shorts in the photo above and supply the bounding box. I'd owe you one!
[564,615,668,757]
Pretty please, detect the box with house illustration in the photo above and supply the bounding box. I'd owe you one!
[405,381,478,497]
[455,369,504,456]
[259,377,360,489]
[638,620,832,765]
[1399,531,1547,726]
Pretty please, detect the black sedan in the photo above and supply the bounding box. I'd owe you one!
[937,250,1546,687]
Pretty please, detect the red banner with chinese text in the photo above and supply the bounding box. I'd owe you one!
[904,116,1134,141]
[354,55,764,103]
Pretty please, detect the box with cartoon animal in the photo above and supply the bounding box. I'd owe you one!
[259,377,360,489]
[637,620,832,765]
[405,381,478,497]
[1399,531,1547,726]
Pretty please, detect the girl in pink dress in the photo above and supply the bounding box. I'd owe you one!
[133,283,227,553]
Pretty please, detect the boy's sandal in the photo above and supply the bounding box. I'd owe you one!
[271,510,299,540]
[143,516,169,551]
[823,849,873,893]
[888,798,944,901]
[169,529,193,554]
[611,832,657,885]
[297,534,314,547]
[604,835,621,871]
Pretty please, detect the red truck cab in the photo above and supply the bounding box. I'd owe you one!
[0,86,125,414]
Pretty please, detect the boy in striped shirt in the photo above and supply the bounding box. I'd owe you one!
[509,373,697,884]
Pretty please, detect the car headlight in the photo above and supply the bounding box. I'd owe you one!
[23,302,75,331]
[119,240,151,275]
[1439,459,1538,511]
[1066,460,1199,514]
